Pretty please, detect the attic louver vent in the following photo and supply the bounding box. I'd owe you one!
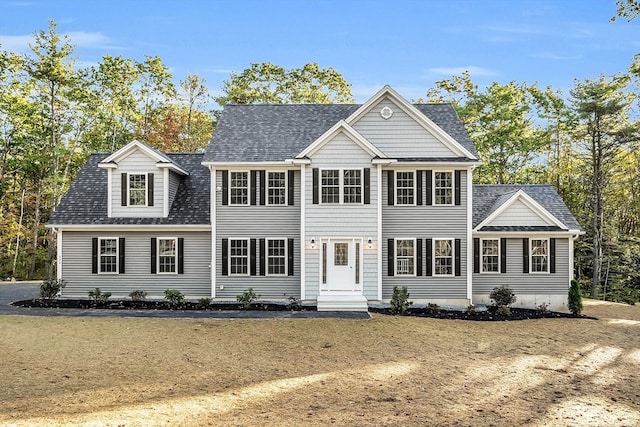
[380,106,393,120]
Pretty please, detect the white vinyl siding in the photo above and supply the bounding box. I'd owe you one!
[488,199,553,227]
[111,149,164,218]
[60,231,211,298]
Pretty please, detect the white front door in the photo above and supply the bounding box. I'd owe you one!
[324,239,361,291]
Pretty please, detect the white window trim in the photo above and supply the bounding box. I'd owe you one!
[229,237,250,276]
[98,237,119,275]
[319,168,364,205]
[266,237,287,276]
[530,238,550,274]
[266,171,288,206]
[480,238,500,274]
[394,238,416,277]
[229,171,250,206]
[395,171,416,206]
[127,173,148,207]
[433,170,454,206]
[433,238,454,277]
[157,237,178,275]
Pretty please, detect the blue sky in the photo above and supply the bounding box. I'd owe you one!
[1,0,639,103]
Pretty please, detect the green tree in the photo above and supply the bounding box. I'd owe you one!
[611,0,640,21]
[215,62,353,106]
[570,75,637,298]
[427,71,548,183]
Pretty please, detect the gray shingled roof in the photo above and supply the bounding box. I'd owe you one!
[203,103,479,163]
[473,184,583,232]
[48,153,209,225]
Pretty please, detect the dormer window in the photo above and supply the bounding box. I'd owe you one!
[129,174,147,206]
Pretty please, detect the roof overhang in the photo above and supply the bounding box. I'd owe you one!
[474,189,568,232]
[296,120,388,160]
[201,161,300,168]
[472,229,584,238]
[47,224,211,232]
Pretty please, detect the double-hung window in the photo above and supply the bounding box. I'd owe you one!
[230,172,249,205]
[395,239,415,276]
[434,239,453,276]
[267,238,286,275]
[128,174,147,206]
[434,171,453,205]
[99,238,118,273]
[229,239,249,275]
[481,239,499,273]
[396,172,415,205]
[321,169,362,204]
[158,238,177,274]
[267,172,286,205]
[530,239,548,273]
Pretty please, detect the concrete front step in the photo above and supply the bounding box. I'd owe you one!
[316,294,369,312]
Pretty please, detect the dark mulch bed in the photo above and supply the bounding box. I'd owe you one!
[11,299,596,321]
[368,306,596,321]
[11,299,311,312]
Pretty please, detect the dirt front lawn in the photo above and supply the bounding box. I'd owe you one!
[1,300,639,426]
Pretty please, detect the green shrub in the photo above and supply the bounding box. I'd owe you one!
[536,302,550,314]
[497,305,512,316]
[197,297,212,309]
[490,285,516,308]
[129,290,147,302]
[164,289,186,308]
[88,288,112,304]
[568,279,583,316]
[425,302,441,315]
[237,288,259,309]
[390,286,412,315]
[39,279,66,301]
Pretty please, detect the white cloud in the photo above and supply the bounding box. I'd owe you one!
[427,66,497,77]
[0,34,33,52]
[0,31,120,53]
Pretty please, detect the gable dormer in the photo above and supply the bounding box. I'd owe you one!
[98,140,189,218]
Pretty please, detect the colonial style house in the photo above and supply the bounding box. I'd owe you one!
[48,86,583,311]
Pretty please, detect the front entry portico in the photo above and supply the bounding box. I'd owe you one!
[317,237,368,311]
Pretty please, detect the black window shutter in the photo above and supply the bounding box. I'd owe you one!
[250,238,257,276]
[500,238,507,273]
[416,238,423,276]
[147,173,154,206]
[312,168,319,204]
[364,168,371,205]
[288,238,294,276]
[250,171,257,206]
[454,170,461,206]
[150,238,157,274]
[550,238,556,273]
[222,171,228,205]
[221,238,228,276]
[288,170,295,206]
[455,239,461,276]
[178,238,184,274]
[426,238,433,276]
[92,237,98,274]
[473,238,480,274]
[121,173,127,206]
[259,239,266,276]
[387,170,394,206]
[523,238,529,273]
[119,238,126,274]
[259,170,266,206]
[387,238,394,276]
[416,170,423,205]
[426,170,433,206]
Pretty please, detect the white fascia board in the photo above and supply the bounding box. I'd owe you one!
[474,189,567,231]
[47,224,211,232]
[156,162,189,176]
[390,160,480,168]
[371,158,397,165]
[98,162,118,169]
[344,85,479,160]
[472,230,575,238]
[296,120,387,159]
[286,158,311,165]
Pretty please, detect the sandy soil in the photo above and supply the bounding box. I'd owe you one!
[0,299,638,426]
